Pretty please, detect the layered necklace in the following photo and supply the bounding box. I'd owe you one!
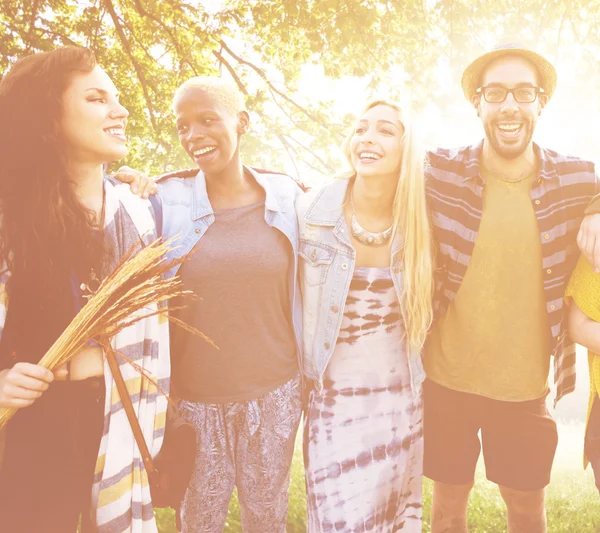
[349,188,393,247]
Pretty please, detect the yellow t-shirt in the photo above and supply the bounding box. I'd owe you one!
[425,167,551,401]
[564,254,600,467]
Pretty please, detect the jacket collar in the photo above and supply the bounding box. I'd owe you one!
[304,177,404,257]
[304,178,349,226]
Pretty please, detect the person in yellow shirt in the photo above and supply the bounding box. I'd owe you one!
[566,255,600,494]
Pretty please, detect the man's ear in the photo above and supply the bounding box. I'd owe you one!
[471,94,481,117]
[238,110,250,134]
[538,94,549,115]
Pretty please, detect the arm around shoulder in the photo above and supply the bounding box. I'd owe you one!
[584,172,600,216]
[578,175,600,271]
[566,255,600,352]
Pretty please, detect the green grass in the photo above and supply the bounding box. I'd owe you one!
[155,422,600,532]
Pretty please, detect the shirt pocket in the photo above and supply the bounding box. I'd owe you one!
[299,240,334,287]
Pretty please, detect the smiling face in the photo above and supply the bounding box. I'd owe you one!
[475,55,547,160]
[174,86,248,177]
[349,104,405,179]
[60,65,129,165]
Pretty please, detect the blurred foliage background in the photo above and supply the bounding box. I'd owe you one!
[3,0,600,181]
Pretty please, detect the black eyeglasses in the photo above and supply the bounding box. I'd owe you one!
[476,85,544,103]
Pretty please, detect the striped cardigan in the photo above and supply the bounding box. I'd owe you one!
[0,180,170,532]
[426,140,598,404]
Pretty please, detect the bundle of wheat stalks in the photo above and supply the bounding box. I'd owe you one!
[0,236,211,429]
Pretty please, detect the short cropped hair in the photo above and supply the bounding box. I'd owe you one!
[173,76,246,115]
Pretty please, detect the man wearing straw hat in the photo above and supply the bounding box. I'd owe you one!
[423,44,598,532]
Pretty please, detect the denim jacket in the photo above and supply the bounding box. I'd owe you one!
[157,165,303,362]
[296,178,426,396]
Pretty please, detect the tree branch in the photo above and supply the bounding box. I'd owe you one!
[41,28,80,47]
[130,0,200,76]
[282,133,334,173]
[554,4,570,64]
[102,0,159,133]
[276,134,301,178]
[132,0,180,54]
[25,0,40,53]
[211,51,330,176]
[267,85,344,139]
[89,0,106,51]
[0,19,79,47]
[117,13,169,63]
[212,50,249,94]
[218,38,344,139]
[302,154,331,177]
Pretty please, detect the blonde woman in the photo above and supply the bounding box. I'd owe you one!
[297,100,432,533]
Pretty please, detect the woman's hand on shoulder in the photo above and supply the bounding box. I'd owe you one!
[114,165,158,199]
[0,362,54,408]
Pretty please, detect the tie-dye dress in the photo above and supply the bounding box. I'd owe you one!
[304,266,423,533]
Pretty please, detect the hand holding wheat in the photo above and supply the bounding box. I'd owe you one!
[0,236,213,428]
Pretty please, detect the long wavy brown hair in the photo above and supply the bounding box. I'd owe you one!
[0,47,106,283]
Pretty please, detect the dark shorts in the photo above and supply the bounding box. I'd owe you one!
[0,377,105,533]
[423,379,558,491]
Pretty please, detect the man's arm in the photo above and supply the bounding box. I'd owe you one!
[566,254,600,352]
[577,171,600,271]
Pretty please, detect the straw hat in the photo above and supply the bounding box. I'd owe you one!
[461,44,557,102]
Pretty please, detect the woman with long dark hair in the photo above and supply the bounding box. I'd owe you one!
[0,47,169,532]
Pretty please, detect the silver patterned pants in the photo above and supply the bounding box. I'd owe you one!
[178,375,302,533]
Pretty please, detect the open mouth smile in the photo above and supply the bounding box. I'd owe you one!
[358,151,382,163]
[104,126,126,141]
[497,123,523,139]
[192,146,217,158]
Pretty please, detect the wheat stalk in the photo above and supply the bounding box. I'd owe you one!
[0,236,213,428]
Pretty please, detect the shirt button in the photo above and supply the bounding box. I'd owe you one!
[331,305,339,313]
[324,342,330,350]
[341,263,348,270]
[546,268,552,274]
[195,228,201,234]
[544,234,550,240]
[535,200,541,205]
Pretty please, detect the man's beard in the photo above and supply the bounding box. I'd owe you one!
[483,120,534,160]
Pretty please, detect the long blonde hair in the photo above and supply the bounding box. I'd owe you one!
[342,99,433,351]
